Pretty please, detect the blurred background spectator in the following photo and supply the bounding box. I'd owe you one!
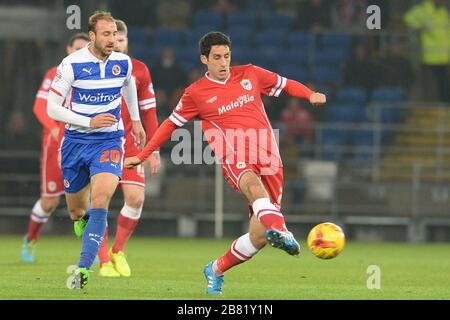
[404,0,450,103]
[151,47,188,116]
[156,0,192,31]
[281,97,315,146]
[294,0,331,32]
[343,43,380,94]
[331,0,367,32]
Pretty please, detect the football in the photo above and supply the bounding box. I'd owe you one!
[307,222,346,259]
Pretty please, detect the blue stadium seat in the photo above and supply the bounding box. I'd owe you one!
[313,66,342,85]
[130,46,162,67]
[320,128,349,161]
[179,58,200,73]
[278,65,310,83]
[287,32,315,50]
[127,27,148,45]
[245,0,273,14]
[253,30,287,48]
[227,12,257,30]
[327,104,367,123]
[172,45,198,59]
[226,27,252,47]
[192,10,222,30]
[352,129,374,145]
[250,50,274,70]
[277,50,309,66]
[261,14,294,31]
[371,87,405,102]
[313,49,348,66]
[152,29,186,47]
[233,50,255,65]
[351,129,374,161]
[335,87,368,104]
[185,29,210,45]
[321,34,353,50]
[380,105,403,123]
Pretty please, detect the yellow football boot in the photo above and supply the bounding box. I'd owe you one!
[99,261,120,277]
[110,249,131,277]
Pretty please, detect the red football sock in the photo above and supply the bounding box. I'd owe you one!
[252,198,287,231]
[27,200,51,242]
[112,213,139,253]
[213,233,259,275]
[27,220,46,242]
[98,225,110,265]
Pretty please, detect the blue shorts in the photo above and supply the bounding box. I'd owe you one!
[61,138,124,193]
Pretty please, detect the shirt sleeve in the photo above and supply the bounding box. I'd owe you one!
[50,59,74,98]
[33,69,59,131]
[124,56,133,85]
[137,65,156,111]
[168,89,198,127]
[138,67,159,150]
[251,64,287,97]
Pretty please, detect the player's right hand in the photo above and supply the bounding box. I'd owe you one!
[124,156,142,169]
[309,92,326,106]
[89,113,117,128]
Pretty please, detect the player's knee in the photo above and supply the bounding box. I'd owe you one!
[40,197,60,213]
[69,209,85,221]
[125,193,144,209]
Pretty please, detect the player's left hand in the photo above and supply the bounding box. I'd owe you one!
[146,152,161,176]
[124,156,142,169]
[309,92,326,106]
[131,121,146,150]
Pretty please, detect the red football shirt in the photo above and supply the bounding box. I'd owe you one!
[169,64,290,167]
[121,58,158,156]
[33,66,65,137]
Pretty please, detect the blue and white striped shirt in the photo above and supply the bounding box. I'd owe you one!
[50,45,132,142]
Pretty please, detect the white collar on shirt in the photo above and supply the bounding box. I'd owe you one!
[205,71,230,85]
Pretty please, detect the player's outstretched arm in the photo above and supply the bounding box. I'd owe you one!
[283,79,326,106]
[124,118,178,168]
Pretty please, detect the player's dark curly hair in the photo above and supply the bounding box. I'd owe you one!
[199,32,232,58]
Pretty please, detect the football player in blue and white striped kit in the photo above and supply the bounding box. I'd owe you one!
[47,11,145,289]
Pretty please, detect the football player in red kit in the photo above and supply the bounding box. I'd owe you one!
[124,32,326,294]
[21,33,90,263]
[95,19,160,277]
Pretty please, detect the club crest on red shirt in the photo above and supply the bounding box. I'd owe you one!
[240,79,252,91]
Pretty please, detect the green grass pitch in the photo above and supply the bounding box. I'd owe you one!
[1,235,449,300]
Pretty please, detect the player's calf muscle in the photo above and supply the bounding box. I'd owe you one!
[240,175,269,203]
[249,218,267,249]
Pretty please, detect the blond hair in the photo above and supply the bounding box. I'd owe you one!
[115,19,128,35]
[88,11,115,33]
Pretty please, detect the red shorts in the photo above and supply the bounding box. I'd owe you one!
[221,161,284,216]
[40,133,64,197]
[120,162,145,188]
